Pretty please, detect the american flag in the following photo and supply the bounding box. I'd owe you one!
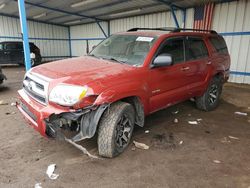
[193,3,215,30]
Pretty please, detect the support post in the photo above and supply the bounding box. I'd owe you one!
[96,21,108,38]
[68,26,72,58]
[170,5,179,28]
[107,21,111,37]
[18,0,31,71]
[183,9,186,28]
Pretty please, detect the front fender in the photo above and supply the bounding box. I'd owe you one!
[94,81,150,114]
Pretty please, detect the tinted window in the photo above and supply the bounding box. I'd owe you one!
[158,38,184,64]
[16,43,23,50]
[5,43,17,50]
[186,37,208,61]
[209,36,228,54]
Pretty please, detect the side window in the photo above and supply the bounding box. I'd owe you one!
[0,43,3,50]
[158,38,184,64]
[209,36,228,54]
[17,43,23,50]
[186,37,208,61]
[5,43,17,50]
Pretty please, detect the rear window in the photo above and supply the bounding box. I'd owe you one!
[209,36,228,54]
[186,37,208,61]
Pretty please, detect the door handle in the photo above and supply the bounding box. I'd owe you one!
[181,67,190,71]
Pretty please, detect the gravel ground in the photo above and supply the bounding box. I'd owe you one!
[0,66,250,188]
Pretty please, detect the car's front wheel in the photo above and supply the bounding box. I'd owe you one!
[98,101,135,158]
[196,76,223,111]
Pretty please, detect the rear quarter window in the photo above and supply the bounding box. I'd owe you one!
[186,37,209,61]
[209,36,228,54]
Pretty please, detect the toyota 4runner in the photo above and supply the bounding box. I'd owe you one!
[17,28,230,158]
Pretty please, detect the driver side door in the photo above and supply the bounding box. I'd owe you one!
[148,37,190,113]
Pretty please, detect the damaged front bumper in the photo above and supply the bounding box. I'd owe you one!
[17,89,108,142]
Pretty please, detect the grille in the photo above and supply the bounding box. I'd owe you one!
[23,72,50,105]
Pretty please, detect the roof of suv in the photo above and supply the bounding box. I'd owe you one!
[117,27,218,38]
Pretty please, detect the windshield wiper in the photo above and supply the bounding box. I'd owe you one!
[108,57,126,64]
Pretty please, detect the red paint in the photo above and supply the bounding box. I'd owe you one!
[17,31,230,137]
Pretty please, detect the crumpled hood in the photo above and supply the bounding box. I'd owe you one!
[32,56,135,86]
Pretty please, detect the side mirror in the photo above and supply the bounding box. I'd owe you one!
[152,53,172,68]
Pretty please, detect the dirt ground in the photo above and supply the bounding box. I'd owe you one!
[0,66,250,188]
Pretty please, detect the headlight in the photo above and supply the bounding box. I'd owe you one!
[49,84,88,106]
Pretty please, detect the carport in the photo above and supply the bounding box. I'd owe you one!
[0,0,250,187]
[0,0,248,83]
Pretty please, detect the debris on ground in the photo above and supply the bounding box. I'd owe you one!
[133,141,149,150]
[179,140,183,145]
[46,164,59,180]
[37,149,42,153]
[213,160,221,164]
[188,121,198,125]
[34,183,42,188]
[197,118,202,122]
[10,102,16,106]
[145,130,150,134]
[131,147,136,151]
[65,138,99,159]
[5,112,16,115]
[0,100,8,105]
[188,114,192,117]
[205,130,211,134]
[234,111,248,116]
[172,110,179,114]
[221,137,231,143]
[228,135,239,140]
[173,118,179,123]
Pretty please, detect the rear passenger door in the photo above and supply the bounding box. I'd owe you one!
[184,36,210,95]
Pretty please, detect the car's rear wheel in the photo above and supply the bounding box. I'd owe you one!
[196,76,223,111]
[97,101,135,158]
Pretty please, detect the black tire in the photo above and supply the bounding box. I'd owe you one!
[98,101,135,158]
[196,76,223,111]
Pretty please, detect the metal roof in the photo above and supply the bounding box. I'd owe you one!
[0,0,235,26]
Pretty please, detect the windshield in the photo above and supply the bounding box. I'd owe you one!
[89,34,157,66]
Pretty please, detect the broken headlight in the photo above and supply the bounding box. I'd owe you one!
[49,84,88,106]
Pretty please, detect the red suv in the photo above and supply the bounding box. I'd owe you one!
[17,28,230,158]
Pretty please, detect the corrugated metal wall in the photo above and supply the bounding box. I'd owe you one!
[212,0,250,84]
[0,15,70,62]
[70,22,108,56]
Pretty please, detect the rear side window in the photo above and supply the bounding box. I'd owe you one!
[186,37,208,61]
[209,36,228,54]
[158,38,185,64]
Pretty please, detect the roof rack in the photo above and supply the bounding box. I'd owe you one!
[127,27,217,34]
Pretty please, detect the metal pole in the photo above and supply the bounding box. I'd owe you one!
[68,26,72,58]
[18,0,31,71]
[170,5,180,28]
